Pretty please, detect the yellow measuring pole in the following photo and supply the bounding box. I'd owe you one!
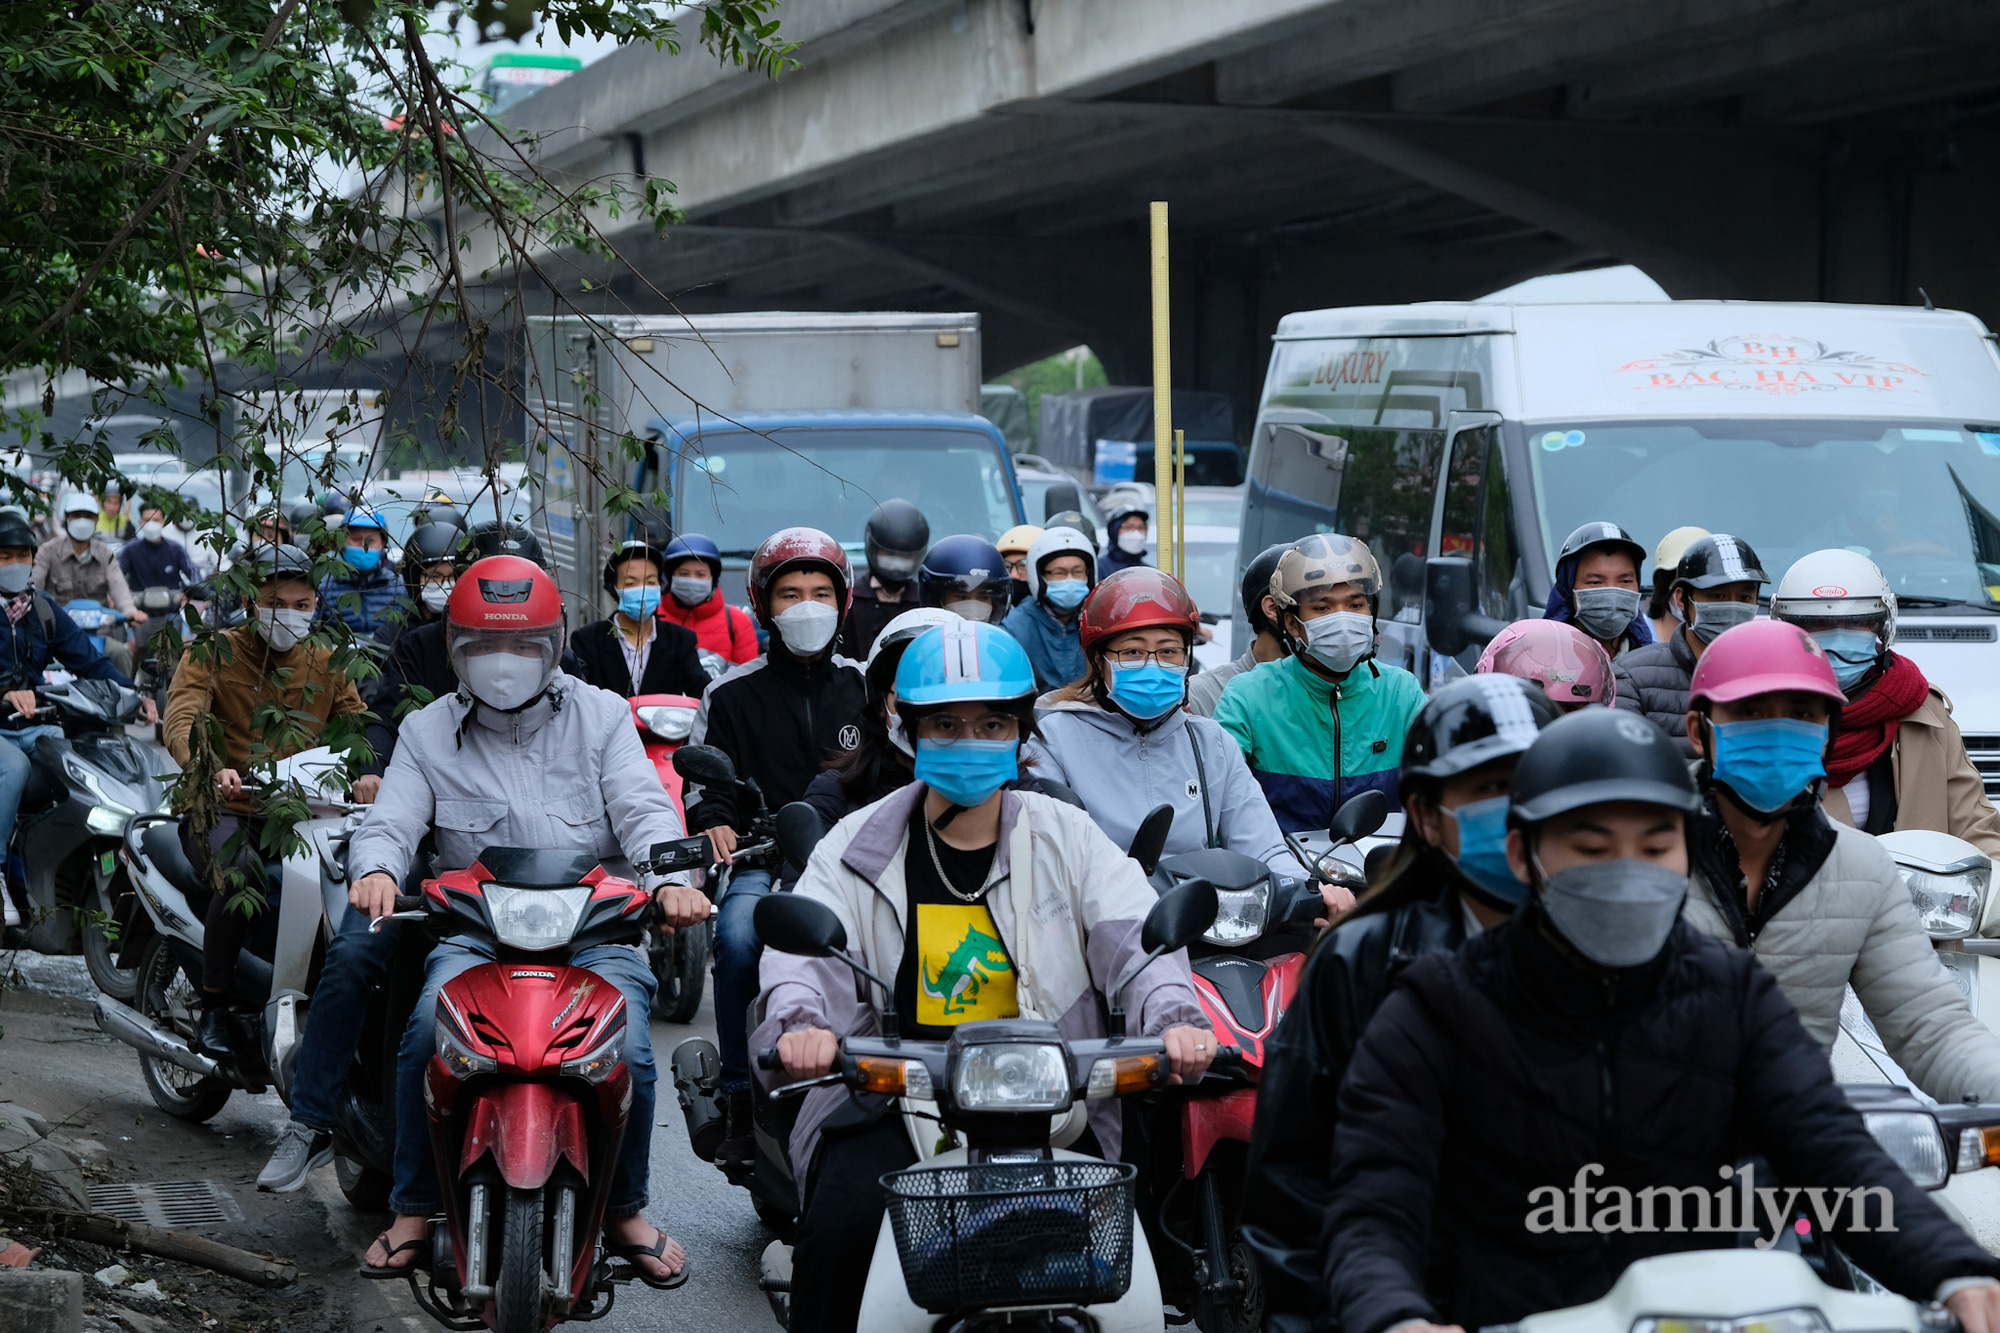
[1174,428,1186,581]
[1150,201,1175,580]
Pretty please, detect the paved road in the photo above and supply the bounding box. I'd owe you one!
[1,953,778,1332]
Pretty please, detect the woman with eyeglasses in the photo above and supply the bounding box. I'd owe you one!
[1022,568,1333,902]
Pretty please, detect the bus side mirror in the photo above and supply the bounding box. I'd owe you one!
[1424,557,1509,659]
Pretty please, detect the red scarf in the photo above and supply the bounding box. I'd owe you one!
[1826,651,1929,787]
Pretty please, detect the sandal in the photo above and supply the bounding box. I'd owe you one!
[358,1232,429,1279]
[608,1230,690,1290]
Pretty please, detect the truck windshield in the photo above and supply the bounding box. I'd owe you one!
[1523,418,2000,607]
[672,426,1020,555]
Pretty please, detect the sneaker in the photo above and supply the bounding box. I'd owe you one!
[258,1123,334,1193]
[195,1007,235,1059]
[716,1090,756,1164]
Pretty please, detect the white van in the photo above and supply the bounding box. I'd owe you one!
[1242,301,2000,797]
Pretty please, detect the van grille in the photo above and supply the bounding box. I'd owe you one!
[1895,625,1997,644]
[1961,736,2000,800]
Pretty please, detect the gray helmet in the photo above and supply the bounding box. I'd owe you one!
[1270,533,1383,614]
[246,541,315,587]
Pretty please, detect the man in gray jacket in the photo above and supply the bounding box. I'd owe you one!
[286,557,708,1282]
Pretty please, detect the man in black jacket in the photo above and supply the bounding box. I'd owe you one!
[1242,675,1559,1331]
[1613,534,1765,756]
[1323,707,2000,1333]
[692,526,866,1162]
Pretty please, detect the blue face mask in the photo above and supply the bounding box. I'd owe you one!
[343,544,381,572]
[1043,578,1089,610]
[619,586,662,620]
[1107,661,1187,720]
[1812,628,1879,692]
[1444,795,1527,905]
[1711,717,1828,814]
[914,738,1019,808]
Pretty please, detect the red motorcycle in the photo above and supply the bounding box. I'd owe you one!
[388,837,711,1332]
[1133,792,1385,1333]
[629,693,710,1023]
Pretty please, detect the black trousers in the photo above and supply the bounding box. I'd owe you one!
[791,1106,916,1333]
[192,813,268,995]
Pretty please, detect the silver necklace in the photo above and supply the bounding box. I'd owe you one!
[923,817,987,904]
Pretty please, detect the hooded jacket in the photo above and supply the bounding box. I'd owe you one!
[1324,905,2000,1333]
[1001,596,1087,693]
[686,648,867,834]
[317,561,405,640]
[1024,693,1291,873]
[1213,653,1426,833]
[1681,795,2000,1103]
[1611,627,1698,757]
[1541,553,1655,656]
[1821,683,2000,865]
[1097,506,1149,581]
[750,782,1205,1176]
[658,586,759,665]
[345,669,686,890]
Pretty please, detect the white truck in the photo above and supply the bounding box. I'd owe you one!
[1241,300,2000,797]
[522,311,1023,610]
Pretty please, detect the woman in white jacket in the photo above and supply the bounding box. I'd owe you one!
[1678,619,2000,1102]
[753,619,1215,1333]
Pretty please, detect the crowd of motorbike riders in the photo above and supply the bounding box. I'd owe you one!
[18,476,2000,1332]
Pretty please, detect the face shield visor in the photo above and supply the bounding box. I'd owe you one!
[447,624,564,710]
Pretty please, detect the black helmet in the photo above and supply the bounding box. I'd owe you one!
[1673,534,1767,592]
[602,540,666,595]
[0,509,35,553]
[284,500,321,535]
[918,535,1010,609]
[865,499,929,587]
[1555,521,1646,577]
[1403,675,1561,782]
[1046,509,1098,549]
[465,520,546,568]
[245,541,315,587]
[421,504,466,531]
[1508,709,1702,827]
[401,521,467,599]
[1240,542,1289,638]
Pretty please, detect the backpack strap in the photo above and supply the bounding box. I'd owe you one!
[34,591,54,641]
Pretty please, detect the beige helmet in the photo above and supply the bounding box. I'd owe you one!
[1269,533,1383,615]
[1652,525,1710,579]
[997,524,1043,557]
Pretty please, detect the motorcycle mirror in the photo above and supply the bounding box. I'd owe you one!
[1329,789,1388,845]
[775,802,826,871]
[1141,877,1219,955]
[672,744,738,788]
[1126,803,1174,877]
[754,892,846,957]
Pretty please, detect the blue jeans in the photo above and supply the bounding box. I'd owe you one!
[0,726,62,855]
[289,907,402,1133]
[390,939,658,1218]
[713,868,772,1093]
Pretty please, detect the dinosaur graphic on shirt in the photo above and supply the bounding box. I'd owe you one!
[921,925,1013,1017]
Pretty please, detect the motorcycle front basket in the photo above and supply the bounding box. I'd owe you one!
[880,1159,1138,1314]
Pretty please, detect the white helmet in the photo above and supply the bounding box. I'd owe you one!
[59,492,96,517]
[1770,549,1897,643]
[865,606,957,673]
[1024,526,1098,598]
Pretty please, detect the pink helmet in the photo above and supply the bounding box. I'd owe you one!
[1475,619,1616,709]
[1688,618,1845,707]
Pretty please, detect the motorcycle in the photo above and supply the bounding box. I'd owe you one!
[373,834,713,1332]
[0,678,170,1002]
[1129,791,1385,1333]
[750,871,1223,1333]
[629,692,710,1023]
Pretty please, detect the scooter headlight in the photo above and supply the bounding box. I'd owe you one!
[435,1019,497,1080]
[1631,1311,1832,1333]
[635,705,695,743]
[63,754,141,825]
[1897,862,1988,940]
[1202,883,1270,946]
[484,885,591,951]
[559,1025,626,1083]
[951,1041,1072,1114]
[1861,1109,1949,1190]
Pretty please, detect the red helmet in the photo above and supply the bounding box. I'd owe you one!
[1688,618,1845,708]
[1077,567,1201,653]
[446,556,567,705]
[746,527,853,626]
[1475,619,1616,710]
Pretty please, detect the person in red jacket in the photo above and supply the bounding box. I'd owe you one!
[657,533,758,671]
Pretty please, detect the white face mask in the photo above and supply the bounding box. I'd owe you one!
[254,606,313,652]
[1302,610,1375,674]
[670,575,712,608]
[885,697,913,758]
[141,521,165,543]
[461,651,548,711]
[774,600,839,656]
[944,599,993,623]
[1116,530,1148,556]
[420,581,454,614]
[66,518,96,543]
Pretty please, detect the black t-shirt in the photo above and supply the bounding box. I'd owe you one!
[895,806,1016,1042]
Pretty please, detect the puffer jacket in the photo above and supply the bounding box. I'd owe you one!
[1025,693,1290,873]
[1611,628,1697,757]
[1681,794,2000,1102]
[317,564,406,640]
[1822,684,2000,865]
[346,670,687,886]
[1325,904,2000,1333]
[658,587,759,665]
[1000,596,1086,693]
[1242,868,1463,1332]
[751,782,1204,1176]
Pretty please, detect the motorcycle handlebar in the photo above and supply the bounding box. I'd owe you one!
[756,1047,783,1071]
[393,894,426,913]
[1209,1044,1245,1070]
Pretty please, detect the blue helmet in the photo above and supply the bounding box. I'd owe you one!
[918,534,1011,610]
[895,619,1037,706]
[344,507,388,534]
[663,532,723,582]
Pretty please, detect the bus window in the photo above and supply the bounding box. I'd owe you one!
[1439,427,1528,625]
[1243,420,1444,568]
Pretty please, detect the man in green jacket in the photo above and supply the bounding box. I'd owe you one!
[1215,534,1426,834]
